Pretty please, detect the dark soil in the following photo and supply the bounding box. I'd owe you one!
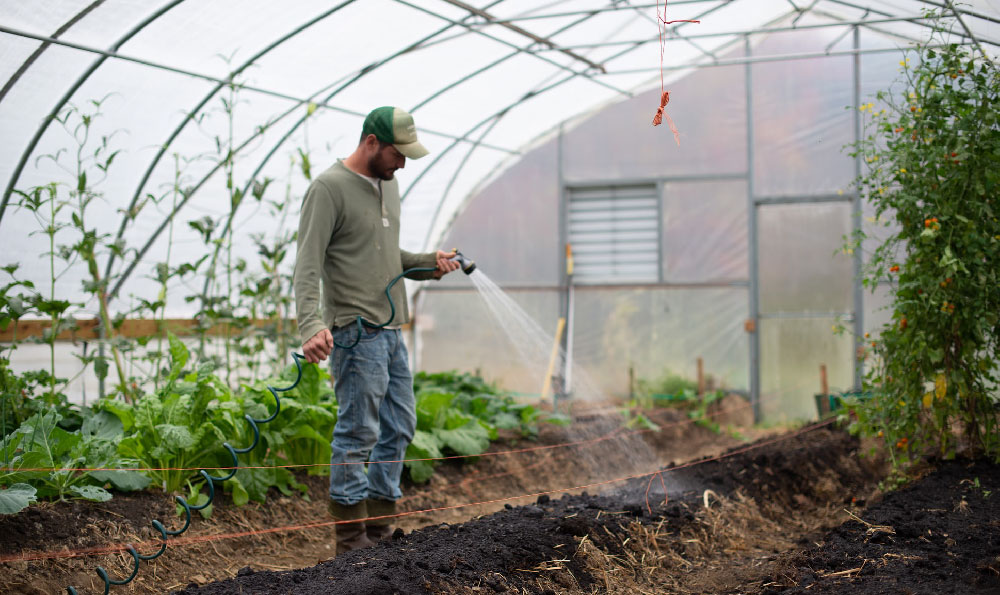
[754,459,1000,595]
[0,401,761,593]
[5,400,995,595]
[176,426,883,595]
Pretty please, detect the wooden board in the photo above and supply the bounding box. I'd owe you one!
[0,318,296,342]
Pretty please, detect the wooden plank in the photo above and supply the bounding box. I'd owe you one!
[0,318,297,342]
[0,318,412,342]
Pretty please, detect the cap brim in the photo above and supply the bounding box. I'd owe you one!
[395,141,429,160]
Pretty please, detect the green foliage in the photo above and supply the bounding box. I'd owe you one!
[845,22,1000,467]
[1,360,80,439]
[100,334,311,505]
[0,484,37,515]
[636,370,698,401]
[0,409,148,505]
[634,367,728,433]
[619,399,661,431]
[405,371,567,483]
[240,361,338,480]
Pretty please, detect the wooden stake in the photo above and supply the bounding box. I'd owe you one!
[541,317,566,402]
[820,364,829,396]
[697,357,705,396]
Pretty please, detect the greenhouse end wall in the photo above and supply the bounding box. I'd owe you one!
[418,26,908,422]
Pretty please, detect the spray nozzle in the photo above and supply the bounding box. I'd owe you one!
[451,250,477,275]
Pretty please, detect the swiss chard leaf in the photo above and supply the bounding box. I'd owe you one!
[0,483,37,514]
[433,420,490,456]
[90,470,151,492]
[70,485,112,502]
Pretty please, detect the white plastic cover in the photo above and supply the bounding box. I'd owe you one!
[1,1,997,414]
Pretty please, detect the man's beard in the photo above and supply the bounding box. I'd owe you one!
[368,152,396,181]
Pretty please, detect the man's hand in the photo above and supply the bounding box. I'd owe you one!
[302,328,334,363]
[433,249,461,279]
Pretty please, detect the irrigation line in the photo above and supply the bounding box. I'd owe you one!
[8,399,755,474]
[0,417,836,566]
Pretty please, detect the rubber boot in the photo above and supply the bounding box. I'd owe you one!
[328,500,374,555]
[365,498,396,542]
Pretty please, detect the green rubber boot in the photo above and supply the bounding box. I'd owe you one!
[328,500,374,555]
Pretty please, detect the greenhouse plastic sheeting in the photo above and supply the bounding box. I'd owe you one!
[1,1,998,417]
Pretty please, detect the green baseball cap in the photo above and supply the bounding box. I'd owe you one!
[361,106,429,160]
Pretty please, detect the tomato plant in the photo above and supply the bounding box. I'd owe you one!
[845,23,999,468]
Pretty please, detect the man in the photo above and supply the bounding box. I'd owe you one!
[294,106,460,554]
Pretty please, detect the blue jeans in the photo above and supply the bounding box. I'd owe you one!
[328,326,416,506]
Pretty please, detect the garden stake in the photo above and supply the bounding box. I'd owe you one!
[65,352,306,595]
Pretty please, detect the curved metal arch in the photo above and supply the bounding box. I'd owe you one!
[111,0,634,301]
[420,110,506,252]
[108,0,508,301]
[103,0,358,283]
[397,0,630,97]
[0,0,105,105]
[410,7,606,113]
[0,0,188,226]
[413,0,728,252]
[189,4,504,303]
[109,0,724,299]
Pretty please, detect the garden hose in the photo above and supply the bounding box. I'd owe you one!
[333,251,476,350]
[65,352,306,595]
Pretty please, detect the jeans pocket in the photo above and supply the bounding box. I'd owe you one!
[333,323,380,347]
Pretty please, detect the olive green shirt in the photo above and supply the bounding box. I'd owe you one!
[294,160,438,343]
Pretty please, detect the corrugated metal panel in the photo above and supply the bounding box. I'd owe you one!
[568,184,659,283]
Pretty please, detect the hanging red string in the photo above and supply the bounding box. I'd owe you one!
[653,0,700,145]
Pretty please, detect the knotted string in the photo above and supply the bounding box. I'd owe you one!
[652,1,700,145]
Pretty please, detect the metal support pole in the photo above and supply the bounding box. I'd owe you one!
[556,123,567,412]
[852,26,864,392]
[745,36,761,423]
[563,244,575,399]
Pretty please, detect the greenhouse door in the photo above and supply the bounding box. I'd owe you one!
[754,200,859,421]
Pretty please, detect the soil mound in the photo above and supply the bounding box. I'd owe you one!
[755,459,1000,594]
[177,426,876,594]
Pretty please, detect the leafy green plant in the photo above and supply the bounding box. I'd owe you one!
[405,371,569,482]
[637,369,698,402]
[1,361,80,437]
[99,334,319,509]
[633,370,728,433]
[0,409,149,512]
[0,484,37,515]
[844,18,1000,469]
[415,371,567,437]
[240,361,337,478]
[618,399,661,431]
[405,388,493,483]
